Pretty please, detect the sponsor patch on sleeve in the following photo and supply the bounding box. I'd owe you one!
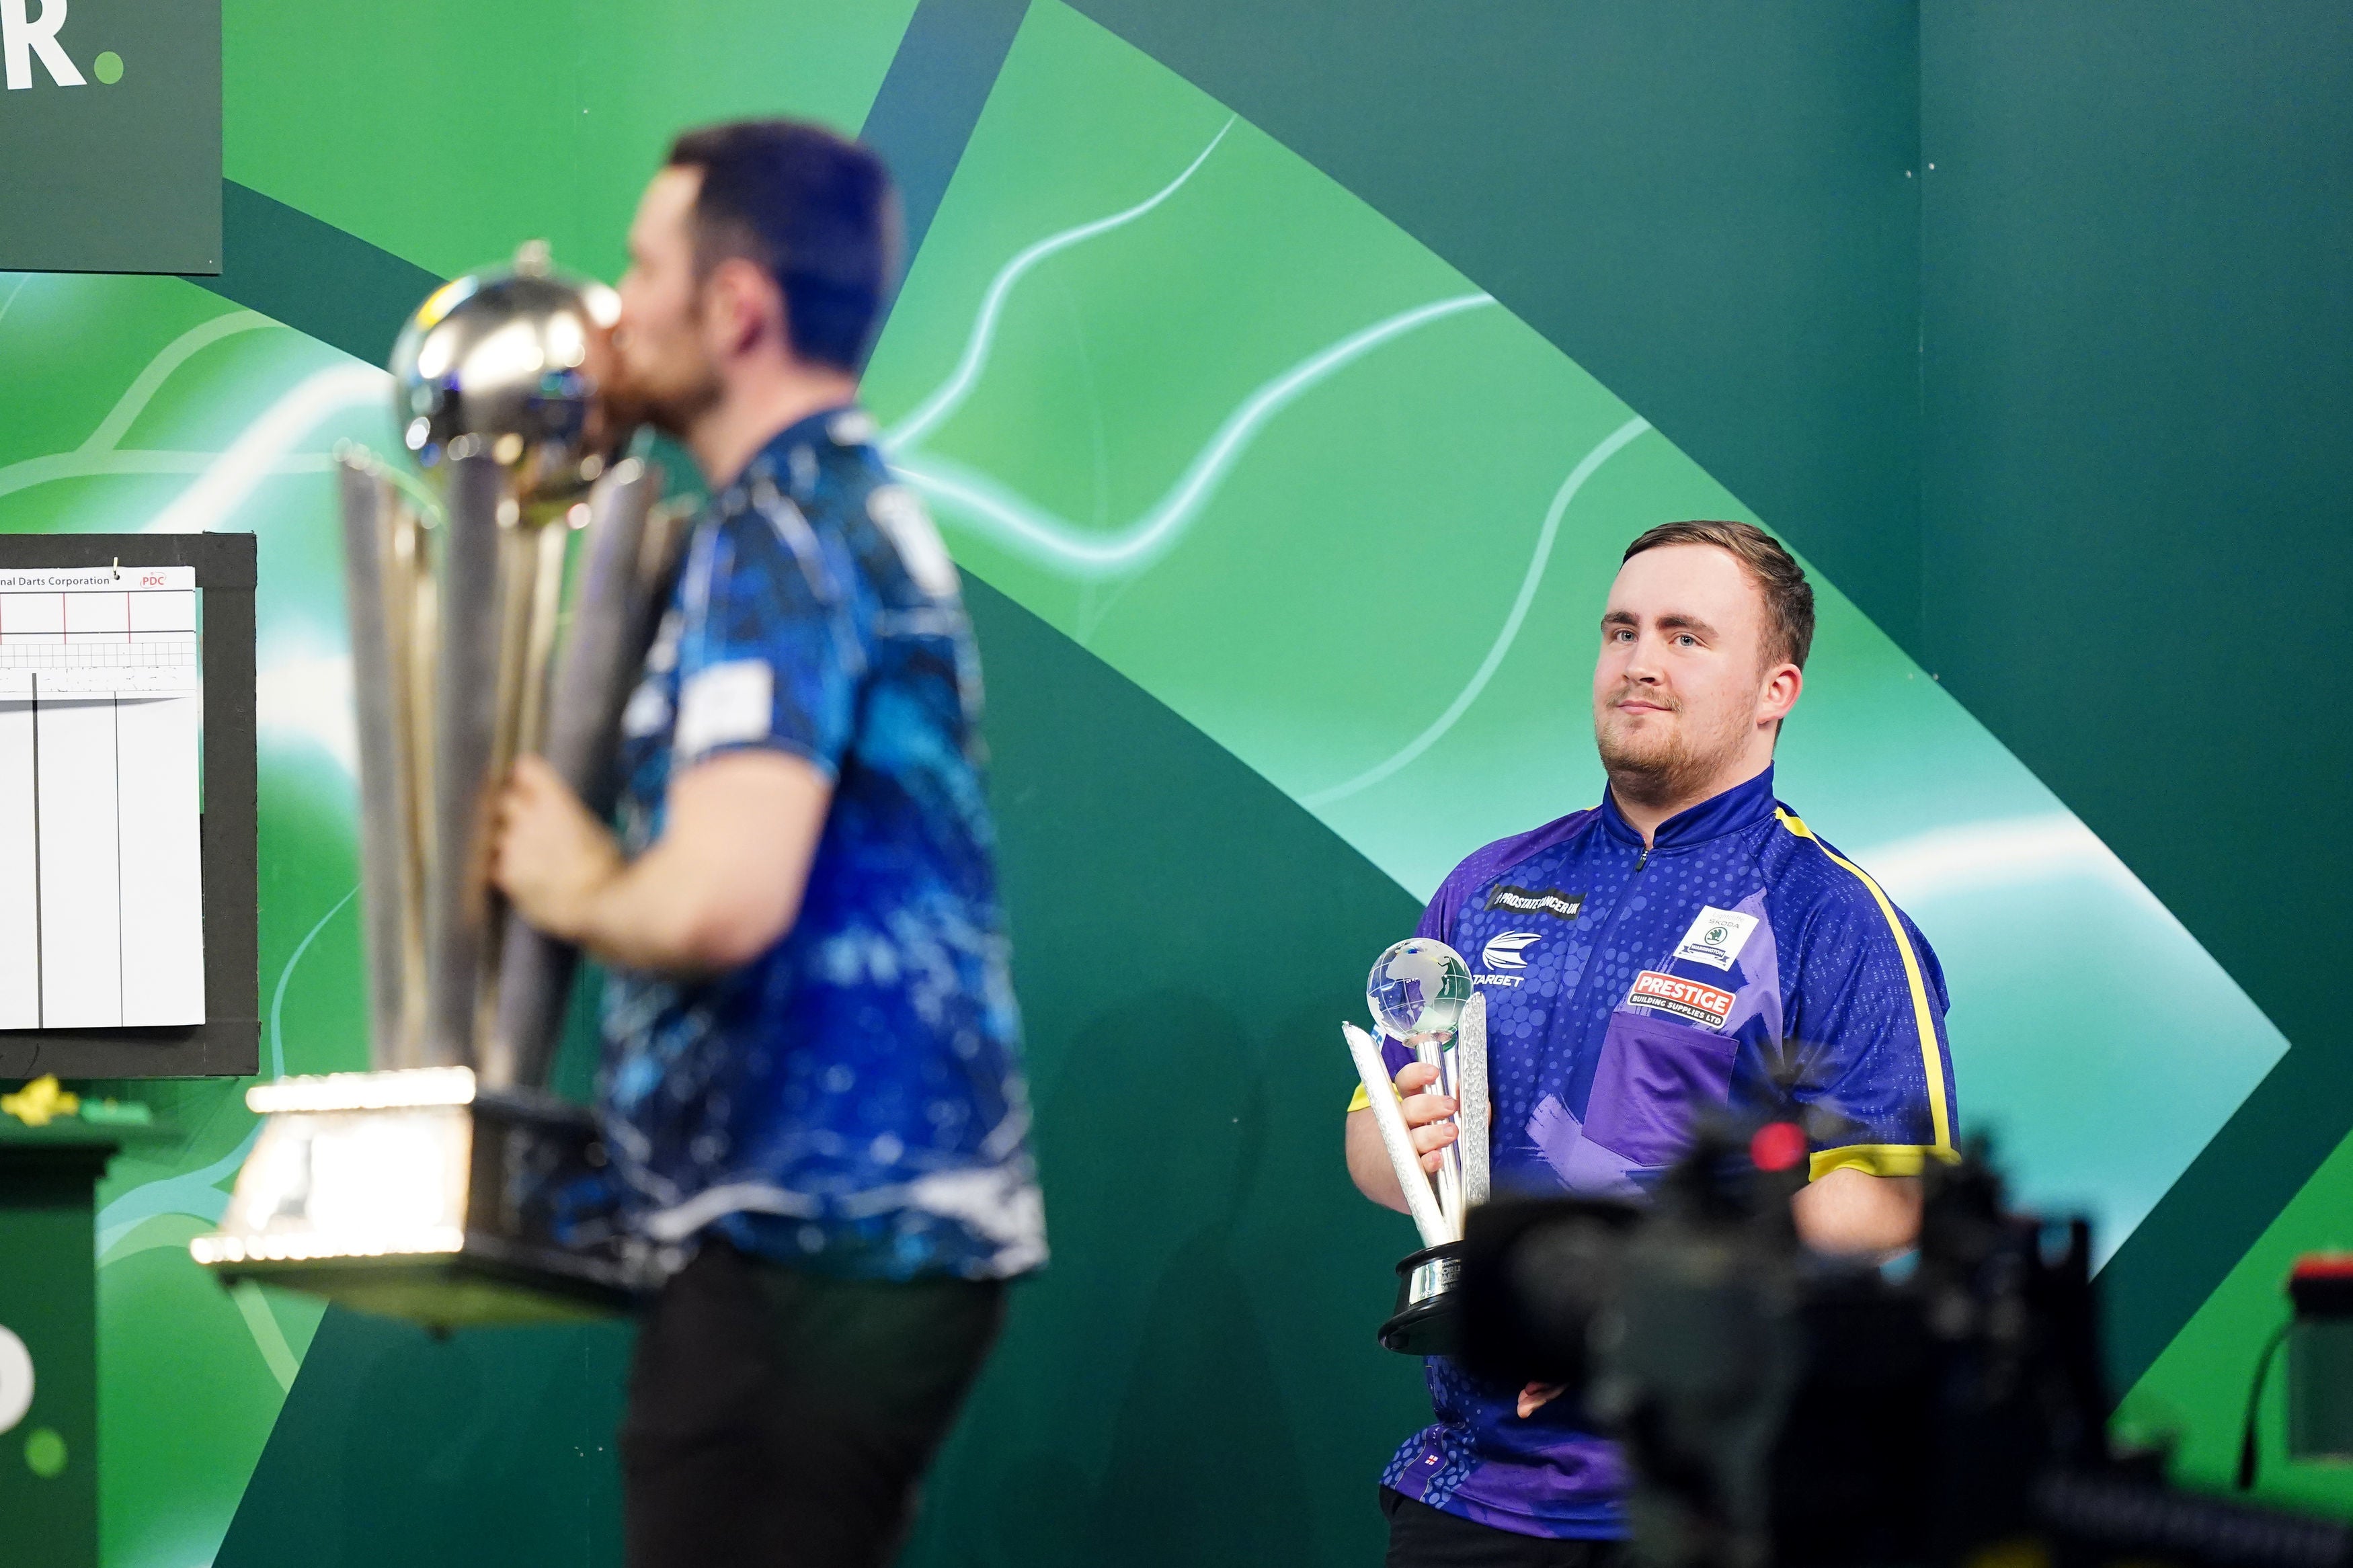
[1484,884,1585,921]
[1671,906,1760,971]
[1626,970,1736,1030]
[675,659,774,759]
[869,485,962,600]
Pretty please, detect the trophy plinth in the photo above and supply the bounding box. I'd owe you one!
[193,246,685,1325]
[191,1070,633,1329]
[1379,1241,1468,1356]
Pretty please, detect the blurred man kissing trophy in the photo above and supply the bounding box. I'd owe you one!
[191,243,688,1325]
[1347,937,1489,1353]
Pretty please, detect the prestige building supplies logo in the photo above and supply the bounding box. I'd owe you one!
[0,0,219,273]
[1625,970,1734,1031]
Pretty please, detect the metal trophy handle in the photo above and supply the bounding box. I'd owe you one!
[335,455,430,1070]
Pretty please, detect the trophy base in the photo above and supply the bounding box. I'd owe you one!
[192,1068,649,1332]
[1379,1241,1466,1356]
[206,1236,633,1331]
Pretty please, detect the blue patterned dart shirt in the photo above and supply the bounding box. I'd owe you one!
[599,406,1045,1282]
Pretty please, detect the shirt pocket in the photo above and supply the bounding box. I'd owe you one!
[1581,1009,1739,1169]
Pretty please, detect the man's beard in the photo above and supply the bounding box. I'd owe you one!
[604,336,721,442]
[1593,688,1748,810]
[625,368,721,440]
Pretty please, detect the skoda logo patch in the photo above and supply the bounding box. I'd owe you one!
[1671,906,1760,973]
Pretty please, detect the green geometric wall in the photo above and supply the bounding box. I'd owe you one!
[1,2,2347,1563]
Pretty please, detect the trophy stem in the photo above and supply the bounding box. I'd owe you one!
[387,499,435,1068]
[462,511,570,1063]
[483,461,676,1091]
[422,453,510,1068]
[1459,991,1491,1212]
[1418,1036,1465,1239]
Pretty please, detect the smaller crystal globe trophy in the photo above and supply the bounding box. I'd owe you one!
[1345,938,1490,1355]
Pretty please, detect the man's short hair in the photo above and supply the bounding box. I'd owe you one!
[665,119,899,372]
[1622,520,1815,670]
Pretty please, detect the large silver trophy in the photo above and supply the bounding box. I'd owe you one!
[191,245,688,1327]
[1346,938,1488,1354]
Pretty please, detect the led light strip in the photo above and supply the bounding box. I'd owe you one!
[190,1226,465,1266]
[244,1065,476,1115]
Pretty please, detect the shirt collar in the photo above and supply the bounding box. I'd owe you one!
[1597,764,1779,851]
[719,403,877,507]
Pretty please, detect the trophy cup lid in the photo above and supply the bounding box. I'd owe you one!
[389,241,627,506]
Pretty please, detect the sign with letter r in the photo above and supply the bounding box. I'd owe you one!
[0,0,221,273]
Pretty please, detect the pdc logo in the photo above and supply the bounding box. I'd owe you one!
[2,0,122,90]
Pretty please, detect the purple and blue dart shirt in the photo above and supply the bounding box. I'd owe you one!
[1355,766,1956,1538]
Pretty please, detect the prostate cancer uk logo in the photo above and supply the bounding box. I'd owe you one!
[1626,969,1735,1031]
[1484,884,1584,921]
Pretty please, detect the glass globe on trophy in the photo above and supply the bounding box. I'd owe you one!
[1345,938,1490,1355]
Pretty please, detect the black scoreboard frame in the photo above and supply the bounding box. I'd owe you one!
[0,533,257,1080]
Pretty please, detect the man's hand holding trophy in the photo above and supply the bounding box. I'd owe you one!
[1345,938,1489,1354]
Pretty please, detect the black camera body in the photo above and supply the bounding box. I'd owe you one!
[1455,1124,2350,1568]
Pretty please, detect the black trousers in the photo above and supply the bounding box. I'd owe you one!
[621,1239,1006,1568]
[1382,1488,1628,1568]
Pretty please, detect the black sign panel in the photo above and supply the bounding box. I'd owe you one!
[0,0,221,273]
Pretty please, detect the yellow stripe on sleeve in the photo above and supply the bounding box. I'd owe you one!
[1775,808,1958,1166]
[1347,1082,1372,1114]
[1808,1144,1953,1181]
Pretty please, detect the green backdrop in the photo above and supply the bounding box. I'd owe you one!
[0,1,2346,1563]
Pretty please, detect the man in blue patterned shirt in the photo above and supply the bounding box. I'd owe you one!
[1345,521,1956,1566]
[492,120,1042,1568]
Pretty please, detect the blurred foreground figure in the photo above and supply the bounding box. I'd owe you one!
[1343,520,1956,1565]
[491,120,1043,1568]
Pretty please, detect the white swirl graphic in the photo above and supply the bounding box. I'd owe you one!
[1303,415,1652,806]
[898,294,1496,577]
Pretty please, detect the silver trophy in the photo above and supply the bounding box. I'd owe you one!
[191,245,689,1327]
[1345,938,1488,1354]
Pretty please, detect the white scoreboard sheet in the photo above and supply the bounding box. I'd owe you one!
[0,565,204,1028]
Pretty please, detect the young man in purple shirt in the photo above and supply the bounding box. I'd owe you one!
[1345,520,1957,1564]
